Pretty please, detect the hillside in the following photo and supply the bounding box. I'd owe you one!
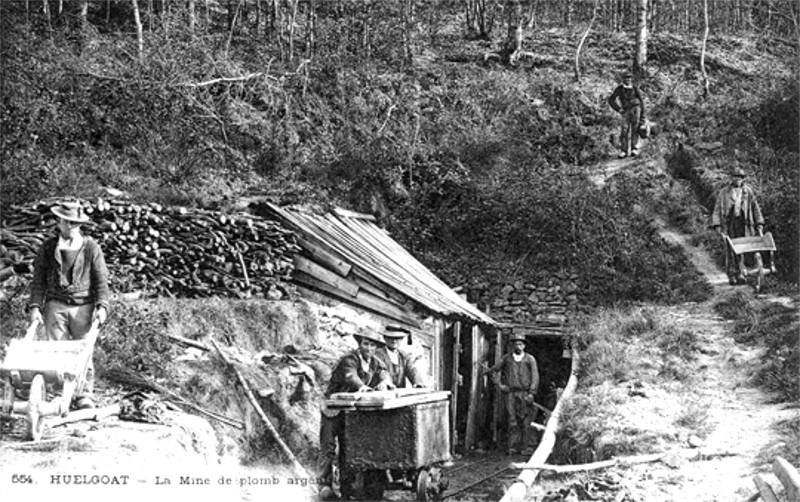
[1,1,799,501]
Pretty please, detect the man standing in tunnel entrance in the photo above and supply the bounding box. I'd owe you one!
[487,334,539,454]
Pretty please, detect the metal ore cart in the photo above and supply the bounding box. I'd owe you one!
[0,319,100,441]
[326,389,452,501]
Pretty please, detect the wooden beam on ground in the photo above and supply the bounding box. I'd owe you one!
[209,338,314,488]
[774,456,800,502]
[753,474,781,502]
[499,345,581,502]
[49,404,121,428]
[162,333,211,351]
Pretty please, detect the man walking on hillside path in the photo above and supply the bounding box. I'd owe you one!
[710,166,765,285]
[28,200,109,411]
[317,328,394,501]
[376,326,427,389]
[486,334,539,455]
[608,71,645,158]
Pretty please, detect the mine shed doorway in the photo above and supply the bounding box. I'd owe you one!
[445,324,573,454]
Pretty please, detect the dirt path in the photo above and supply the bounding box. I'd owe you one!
[580,156,799,501]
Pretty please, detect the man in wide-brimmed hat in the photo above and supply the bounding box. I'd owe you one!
[608,70,646,158]
[711,166,765,285]
[28,200,110,410]
[317,327,394,501]
[486,333,539,455]
[376,326,427,389]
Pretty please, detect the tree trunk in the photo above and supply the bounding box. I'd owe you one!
[131,0,144,63]
[305,0,316,60]
[362,0,372,60]
[504,0,524,64]
[575,0,599,82]
[700,0,710,98]
[188,0,196,34]
[43,0,52,37]
[79,0,89,30]
[287,0,298,62]
[402,0,414,66]
[634,0,648,73]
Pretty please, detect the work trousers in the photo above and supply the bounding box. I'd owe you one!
[42,300,95,397]
[506,390,537,448]
[317,412,344,488]
[619,106,642,154]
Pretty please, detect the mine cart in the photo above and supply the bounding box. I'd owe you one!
[724,232,777,292]
[0,319,100,441]
[326,388,452,501]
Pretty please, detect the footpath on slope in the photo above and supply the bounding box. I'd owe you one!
[554,155,800,502]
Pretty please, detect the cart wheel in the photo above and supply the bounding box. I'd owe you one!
[1,376,13,416]
[27,374,46,441]
[416,469,432,501]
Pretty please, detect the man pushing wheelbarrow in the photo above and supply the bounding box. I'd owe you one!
[710,167,776,292]
[1,200,109,440]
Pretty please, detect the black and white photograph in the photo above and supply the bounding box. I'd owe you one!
[0,1,798,501]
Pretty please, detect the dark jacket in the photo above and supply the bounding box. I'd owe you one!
[376,347,425,388]
[711,183,764,236]
[489,352,539,393]
[324,350,392,397]
[29,235,110,310]
[608,85,645,116]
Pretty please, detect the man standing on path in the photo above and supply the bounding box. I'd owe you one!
[608,71,645,158]
[487,334,539,455]
[28,200,109,410]
[317,328,394,501]
[376,326,427,389]
[710,166,765,285]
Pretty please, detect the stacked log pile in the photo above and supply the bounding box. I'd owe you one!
[476,270,581,336]
[0,198,299,299]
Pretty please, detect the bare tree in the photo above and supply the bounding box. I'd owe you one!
[700,0,711,97]
[188,0,196,34]
[575,0,600,82]
[132,0,144,63]
[504,0,524,64]
[634,0,648,73]
[466,0,493,39]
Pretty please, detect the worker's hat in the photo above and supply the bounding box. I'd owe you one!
[51,201,90,223]
[382,326,411,339]
[354,327,386,346]
[731,167,746,178]
[508,334,527,344]
[621,70,634,80]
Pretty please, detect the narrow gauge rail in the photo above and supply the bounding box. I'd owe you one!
[439,452,526,501]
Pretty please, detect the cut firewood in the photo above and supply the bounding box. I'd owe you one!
[49,404,121,428]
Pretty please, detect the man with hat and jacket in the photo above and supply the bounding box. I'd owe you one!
[486,334,539,454]
[318,328,394,501]
[28,200,109,410]
[608,71,646,158]
[711,166,765,285]
[376,326,427,389]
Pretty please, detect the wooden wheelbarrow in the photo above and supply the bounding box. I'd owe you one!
[0,318,100,441]
[724,231,777,293]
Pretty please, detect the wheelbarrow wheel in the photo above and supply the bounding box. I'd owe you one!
[27,374,46,441]
[416,469,432,501]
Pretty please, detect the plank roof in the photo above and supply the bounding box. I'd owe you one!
[265,203,496,326]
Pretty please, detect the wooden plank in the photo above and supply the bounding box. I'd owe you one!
[294,272,421,328]
[465,324,482,451]
[333,207,377,221]
[492,328,503,445]
[295,236,352,276]
[451,322,462,456]
[727,233,776,254]
[753,474,781,502]
[774,456,800,502]
[293,254,359,297]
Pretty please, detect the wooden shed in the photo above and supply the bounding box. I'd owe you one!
[258,203,498,450]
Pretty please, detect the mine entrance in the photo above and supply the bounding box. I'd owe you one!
[445,326,572,454]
